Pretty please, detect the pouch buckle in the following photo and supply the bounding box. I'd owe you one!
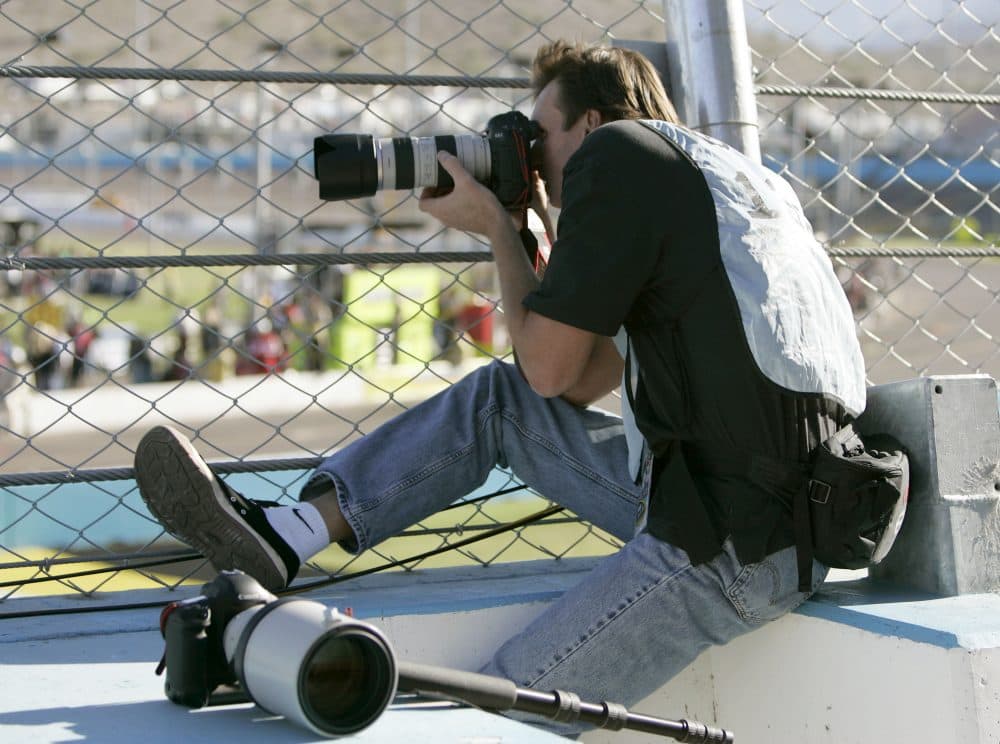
[808,479,832,504]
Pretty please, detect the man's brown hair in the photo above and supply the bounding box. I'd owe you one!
[532,40,679,129]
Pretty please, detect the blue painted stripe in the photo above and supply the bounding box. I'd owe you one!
[794,601,961,648]
[795,591,1000,650]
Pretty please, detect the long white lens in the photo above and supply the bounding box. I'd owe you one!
[375,134,490,190]
[223,599,397,737]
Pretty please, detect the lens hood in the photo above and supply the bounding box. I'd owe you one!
[314,134,380,200]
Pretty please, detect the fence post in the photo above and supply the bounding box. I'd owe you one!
[661,0,761,161]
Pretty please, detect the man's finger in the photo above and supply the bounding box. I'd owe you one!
[436,150,467,178]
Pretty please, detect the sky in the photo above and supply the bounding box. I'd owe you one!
[743,0,1000,50]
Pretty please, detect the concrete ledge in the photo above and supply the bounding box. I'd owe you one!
[0,561,594,744]
[4,558,998,743]
[0,629,564,743]
[803,580,1000,650]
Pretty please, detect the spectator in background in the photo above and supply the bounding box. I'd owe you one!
[24,321,65,391]
[161,327,194,382]
[128,334,155,384]
[0,338,22,431]
[67,318,97,387]
[235,318,286,375]
[199,306,226,381]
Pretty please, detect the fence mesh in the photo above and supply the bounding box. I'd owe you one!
[0,0,997,601]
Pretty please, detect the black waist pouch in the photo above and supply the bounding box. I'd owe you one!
[794,424,910,590]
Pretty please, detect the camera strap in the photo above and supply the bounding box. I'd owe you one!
[518,224,540,271]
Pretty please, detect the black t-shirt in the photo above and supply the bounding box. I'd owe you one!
[524,120,847,565]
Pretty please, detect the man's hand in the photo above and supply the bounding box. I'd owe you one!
[418,152,508,239]
[528,170,556,246]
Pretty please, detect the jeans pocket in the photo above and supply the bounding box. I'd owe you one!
[725,546,825,625]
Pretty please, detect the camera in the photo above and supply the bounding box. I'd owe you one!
[158,570,397,737]
[313,111,541,209]
[156,571,733,741]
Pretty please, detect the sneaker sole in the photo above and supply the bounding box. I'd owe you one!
[135,425,288,592]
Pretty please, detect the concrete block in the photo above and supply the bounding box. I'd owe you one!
[856,375,1000,596]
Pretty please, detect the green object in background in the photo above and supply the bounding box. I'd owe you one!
[331,265,440,369]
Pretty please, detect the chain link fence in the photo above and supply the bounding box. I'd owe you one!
[0,0,997,602]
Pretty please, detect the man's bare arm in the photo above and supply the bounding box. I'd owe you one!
[558,335,623,406]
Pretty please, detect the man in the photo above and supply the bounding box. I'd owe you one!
[135,40,864,732]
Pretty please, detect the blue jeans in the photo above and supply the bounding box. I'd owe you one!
[307,361,826,734]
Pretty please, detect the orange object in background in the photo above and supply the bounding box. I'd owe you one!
[456,302,494,351]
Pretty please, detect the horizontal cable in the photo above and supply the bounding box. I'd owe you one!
[0,251,492,272]
[827,245,1000,258]
[3,64,997,106]
[0,597,174,619]
[0,485,537,582]
[0,456,324,487]
[280,504,565,596]
[0,64,531,89]
[0,547,195,571]
[755,84,1000,107]
[0,505,580,589]
[0,553,197,589]
[1,246,995,274]
[387,514,582,538]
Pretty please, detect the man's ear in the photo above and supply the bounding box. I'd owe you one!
[584,108,603,134]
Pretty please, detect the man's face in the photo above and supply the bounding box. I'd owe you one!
[530,80,591,208]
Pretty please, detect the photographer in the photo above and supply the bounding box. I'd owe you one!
[135,40,865,735]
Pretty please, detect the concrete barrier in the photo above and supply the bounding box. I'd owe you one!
[857,375,1000,596]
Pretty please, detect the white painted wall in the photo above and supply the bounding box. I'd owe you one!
[376,598,1000,744]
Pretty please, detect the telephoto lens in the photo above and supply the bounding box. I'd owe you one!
[314,133,491,201]
[223,598,398,737]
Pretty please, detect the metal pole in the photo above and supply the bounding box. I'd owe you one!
[662,0,761,162]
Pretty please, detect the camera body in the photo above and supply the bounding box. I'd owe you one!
[479,111,542,209]
[160,570,273,708]
[313,111,541,210]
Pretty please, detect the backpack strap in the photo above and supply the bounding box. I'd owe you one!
[793,481,817,592]
[683,445,815,591]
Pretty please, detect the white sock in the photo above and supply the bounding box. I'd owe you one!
[263,502,331,563]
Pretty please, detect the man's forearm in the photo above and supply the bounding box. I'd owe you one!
[487,214,542,354]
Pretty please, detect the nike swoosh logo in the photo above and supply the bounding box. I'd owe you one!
[292,508,315,534]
